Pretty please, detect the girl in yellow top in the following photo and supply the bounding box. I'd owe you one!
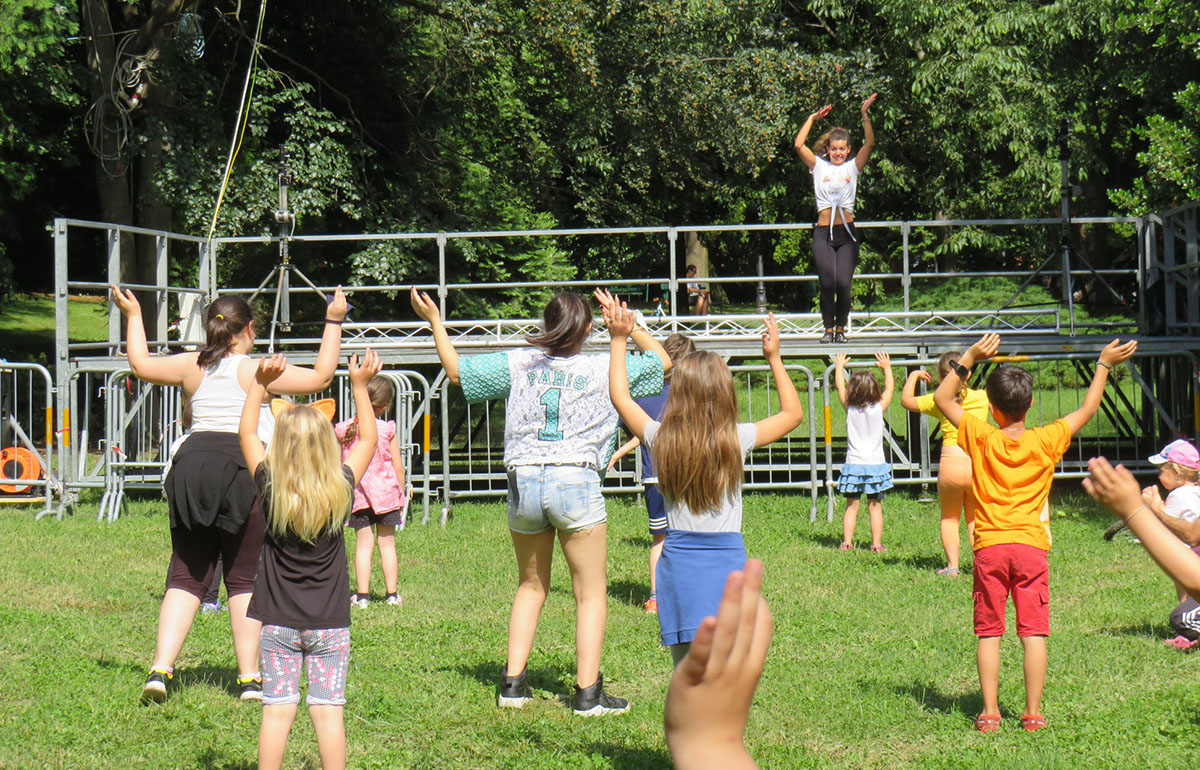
[900,352,990,576]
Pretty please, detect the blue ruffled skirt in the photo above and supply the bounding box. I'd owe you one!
[837,462,894,495]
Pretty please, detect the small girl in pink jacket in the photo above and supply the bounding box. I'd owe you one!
[336,375,407,609]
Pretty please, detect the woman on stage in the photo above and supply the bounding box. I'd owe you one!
[794,93,877,343]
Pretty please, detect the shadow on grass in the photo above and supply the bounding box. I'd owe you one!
[609,579,651,608]
[795,530,846,550]
[450,661,575,697]
[621,535,653,548]
[96,657,241,697]
[879,552,960,572]
[194,747,256,770]
[1097,622,1172,638]
[586,742,671,769]
[891,679,986,721]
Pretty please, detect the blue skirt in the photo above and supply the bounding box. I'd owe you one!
[838,462,894,495]
[656,530,747,647]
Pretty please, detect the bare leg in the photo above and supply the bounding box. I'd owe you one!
[150,588,201,670]
[842,498,860,547]
[258,702,298,770]
[868,500,884,549]
[227,591,262,676]
[1021,635,1047,716]
[309,704,346,770]
[558,524,609,689]
[648,532,666,594]
[505,529,555,677]
[937,450,972,569]
[977,636,1002,716]
[354,526,374,596]
[376,525,398,595]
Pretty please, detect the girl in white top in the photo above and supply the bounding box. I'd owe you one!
[833,351,894,552]
[410,286,670,715]
[111,285,346,704]
[793,93,878,344]
[607,307,802,664]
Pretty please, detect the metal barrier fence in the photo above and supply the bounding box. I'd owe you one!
[0,363,63,519]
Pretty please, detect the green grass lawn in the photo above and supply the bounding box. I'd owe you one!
[0,294,109,363]
[0,490,1196,769]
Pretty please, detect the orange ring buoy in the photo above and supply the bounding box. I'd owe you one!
[0,447,42,494]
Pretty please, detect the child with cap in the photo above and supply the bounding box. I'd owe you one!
[1141,439,1200,649]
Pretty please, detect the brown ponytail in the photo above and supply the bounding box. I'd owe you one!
[341,376,395,446]
[525,293,592,356]
[936,351,968,404]
[196,296,254,369]
[814,126,851,159]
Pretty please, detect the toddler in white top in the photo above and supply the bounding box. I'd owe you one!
[833,352,895,552]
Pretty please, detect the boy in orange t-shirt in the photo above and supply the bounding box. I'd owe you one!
[934,333,1138,734]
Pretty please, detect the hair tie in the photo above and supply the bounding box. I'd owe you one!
[215,313,225,320]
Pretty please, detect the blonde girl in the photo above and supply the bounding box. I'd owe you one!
[111,285,346,704]
[900,351,990,575]
[410,286,670,715]
[336,375,408,608]
[607,306,802,663]
[239,350,382,770]
[833,352,894,552]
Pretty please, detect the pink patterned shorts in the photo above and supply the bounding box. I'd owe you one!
[260,625,350,706]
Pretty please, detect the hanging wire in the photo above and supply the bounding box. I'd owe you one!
[206,0,269,241]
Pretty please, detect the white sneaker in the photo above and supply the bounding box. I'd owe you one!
[385,593,402,607]
[351,594,369,609]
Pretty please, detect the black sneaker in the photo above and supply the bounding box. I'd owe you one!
[572,673,630,716]
[819,331,835,343]
[834,331,848,343]
[141,667,172,704]
[498,667,531,708]
[237,673,263,702]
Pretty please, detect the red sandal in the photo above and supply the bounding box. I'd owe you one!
[1020,713,1047,732]
[974,713,1001,733]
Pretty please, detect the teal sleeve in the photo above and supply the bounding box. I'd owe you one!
[626,352,665,399]
[458,352,511,403]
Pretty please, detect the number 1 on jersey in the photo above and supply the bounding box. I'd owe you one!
[538,388,563,441]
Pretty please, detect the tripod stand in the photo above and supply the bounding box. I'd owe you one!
[248,145,328,351]
[998,121,1128,334]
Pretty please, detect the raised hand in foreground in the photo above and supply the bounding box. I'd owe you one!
[665,559,772,770]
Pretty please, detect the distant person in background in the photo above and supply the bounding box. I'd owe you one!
[793,93,878,343]
[686,265,710,316]
[900,352,991,576]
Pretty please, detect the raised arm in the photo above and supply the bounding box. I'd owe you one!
[239,354,287,477]
[265,287,347,395]
[411,287,460,384]
[875,351,894,409]
[793,104,831,170]
[1061,339,1138,435]
[607,436,641,471]
[595,288,672,372]
[110,285,198,387]
[605,304,653,441]
[1086,456,1200,597]
[344,350,383,485]
[855,93,877,171]
[900,369,932,412]
[832,353,849,407]
[754,313,803,447]
[934,334,999,428]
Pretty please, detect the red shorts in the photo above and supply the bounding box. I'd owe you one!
[972,543,1049,638]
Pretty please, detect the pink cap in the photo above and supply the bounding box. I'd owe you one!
[1149,439,1200,470]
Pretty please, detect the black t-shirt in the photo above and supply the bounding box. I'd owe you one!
[247,465,354,630]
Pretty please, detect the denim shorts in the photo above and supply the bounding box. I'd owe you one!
[506,465,607,534]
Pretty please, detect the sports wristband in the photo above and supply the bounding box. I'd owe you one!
[949,360,970,379]
[325,318,344,325]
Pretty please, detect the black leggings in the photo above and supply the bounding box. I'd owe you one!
[812,224,860,328]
